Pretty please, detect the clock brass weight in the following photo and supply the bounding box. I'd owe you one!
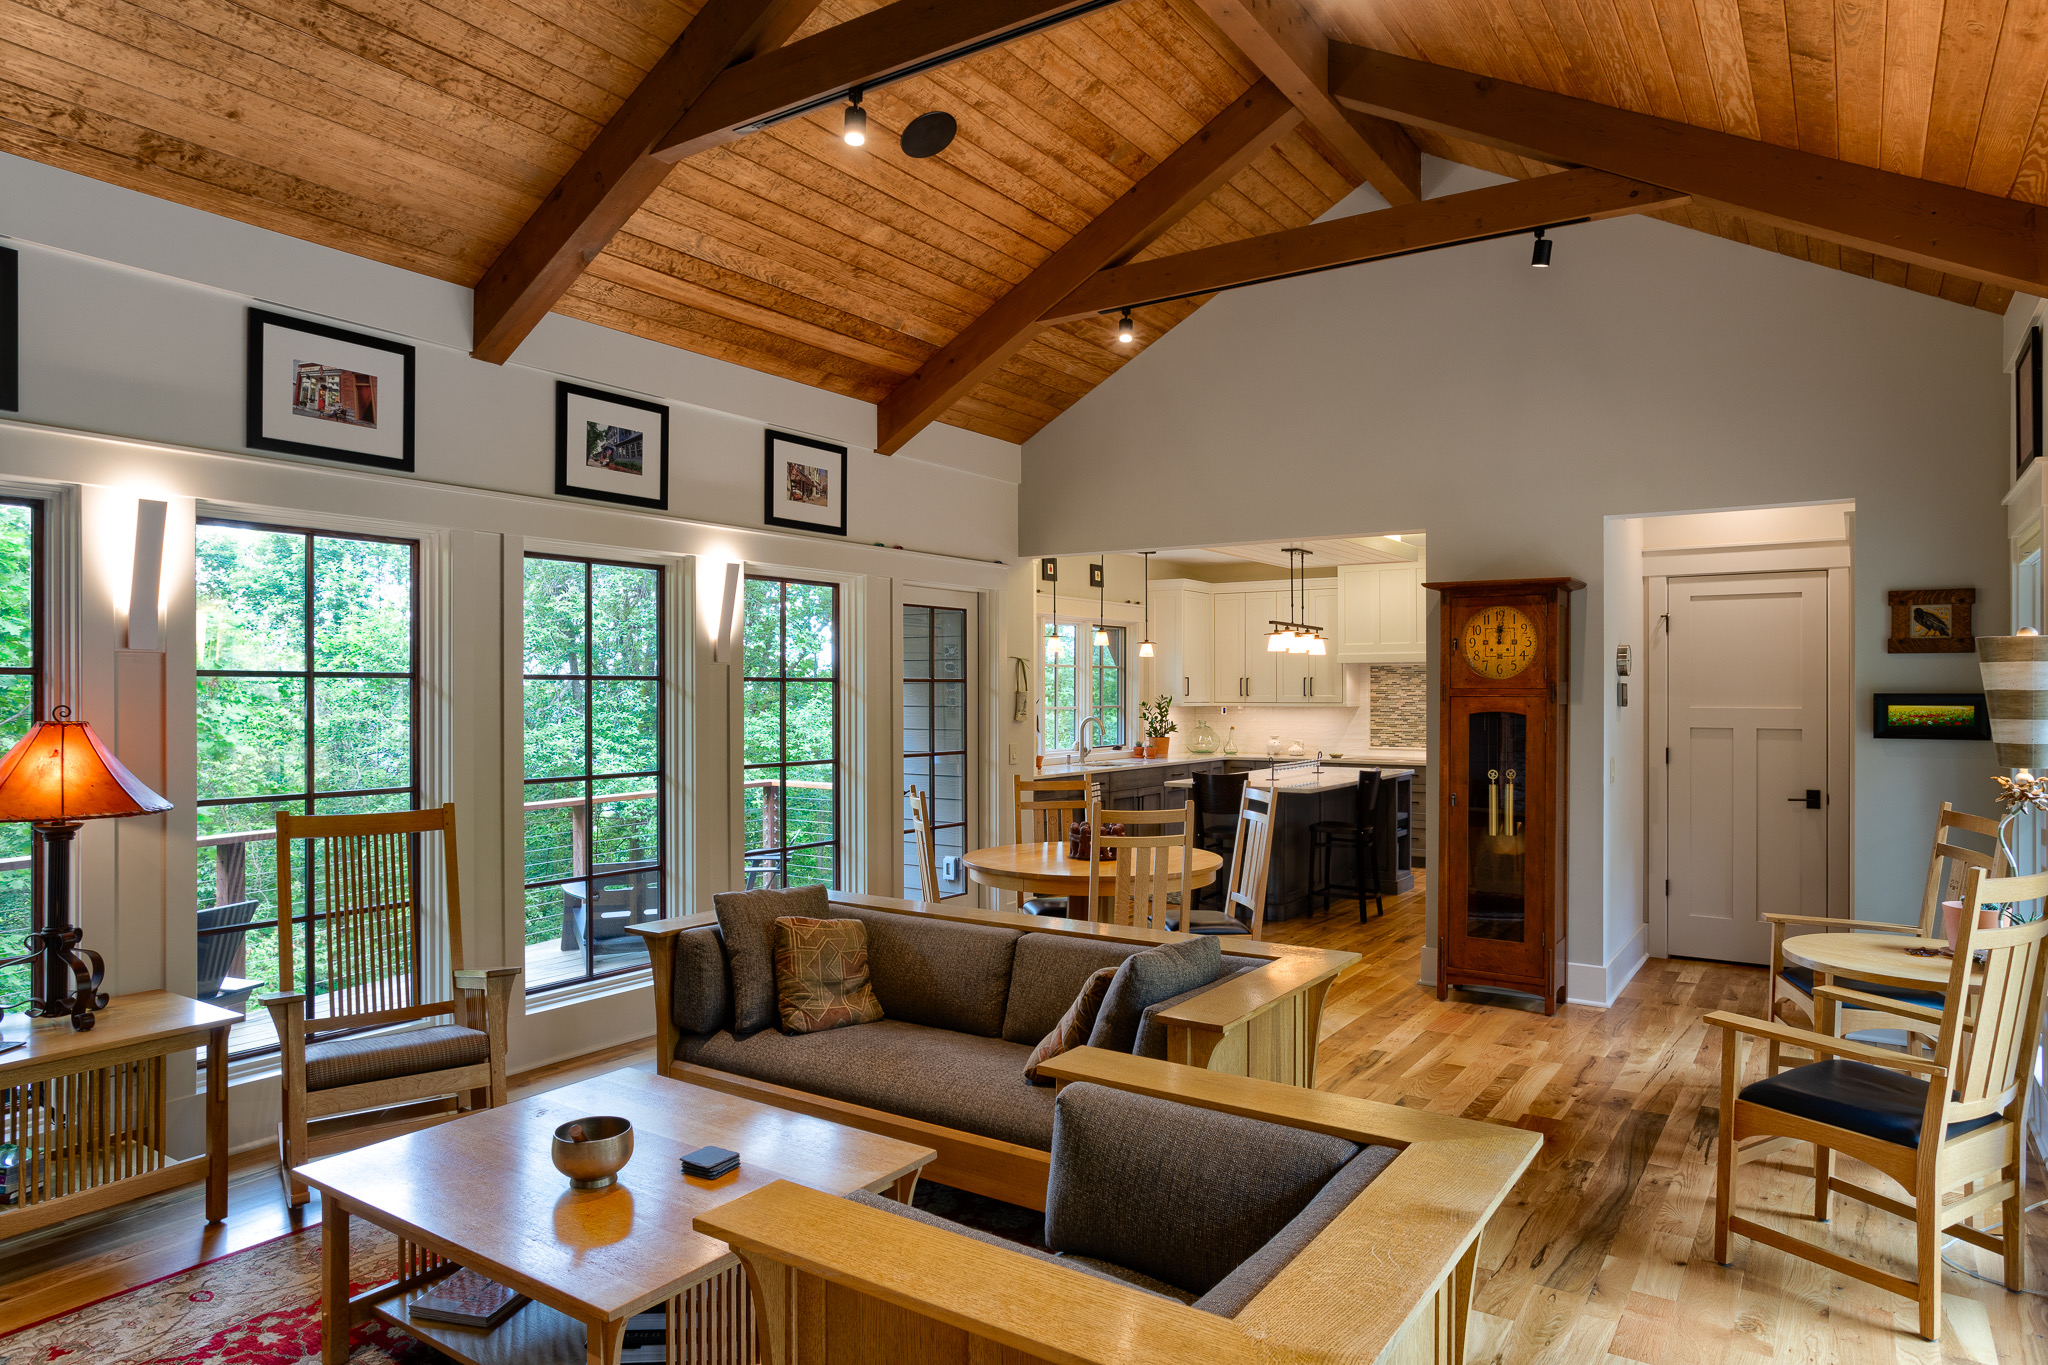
[1425,577,1583,1014]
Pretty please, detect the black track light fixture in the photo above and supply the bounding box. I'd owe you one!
[1116,308,1134,344]
[843,89,867,147]
[1531,226,1553,268]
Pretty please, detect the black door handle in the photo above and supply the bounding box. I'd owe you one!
[1787,790,1822,809]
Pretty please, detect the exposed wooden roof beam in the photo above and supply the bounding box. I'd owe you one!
[1043,169,1686,322]
[876,80,1302,454]
[472,0,828,365]
[1329,44,2048,296]
[654,0,1130,163]
[1187,0,1419,204]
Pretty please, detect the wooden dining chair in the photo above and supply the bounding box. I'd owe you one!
[1710,865,2048,1341]
[905,785,939,902]
[1012,774,1089,915]
[1764,800,2002,1073]
[1169,785,1273,939]
[260,804,520,1207]
[1085,797,1195,931]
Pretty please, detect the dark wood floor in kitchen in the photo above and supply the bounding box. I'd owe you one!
[2,876,2044,1363]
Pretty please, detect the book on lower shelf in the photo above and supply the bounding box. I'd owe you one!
[408,1267,530,1330]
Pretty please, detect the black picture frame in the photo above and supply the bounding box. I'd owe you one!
[554,381,670,511]
[0,246,16,413]
[1872,692,1991,741]
[1039,558,1059,583]
[246,308,415,470]
[2020,325,2042,480]
[763,430,848,535]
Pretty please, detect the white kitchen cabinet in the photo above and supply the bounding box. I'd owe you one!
[1211,591,1247,701]
[1210,590,1283,702]
[1144,582,1213,705]
[1336,561,1427,662]
[1277,587,1343,703]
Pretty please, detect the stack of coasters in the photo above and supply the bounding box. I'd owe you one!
[680,1145,740,1179]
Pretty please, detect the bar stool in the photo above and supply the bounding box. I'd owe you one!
[1188,770,1246,911]
[1309,769,1384,920]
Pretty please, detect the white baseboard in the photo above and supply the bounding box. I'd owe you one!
[1565,923,1650,1008]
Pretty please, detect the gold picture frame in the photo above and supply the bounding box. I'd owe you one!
[1886,588,1975,654]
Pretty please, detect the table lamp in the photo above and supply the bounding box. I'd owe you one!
[0,706,172,1031]
[1980,628,2048,874]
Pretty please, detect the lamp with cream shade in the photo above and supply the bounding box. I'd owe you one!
[1979,628,2048,877]
[0,706,172,1031]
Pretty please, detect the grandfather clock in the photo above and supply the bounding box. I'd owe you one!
[1425,577,1582,1014]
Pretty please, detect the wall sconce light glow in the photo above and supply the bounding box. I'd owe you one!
[712,561,742,663]
[127,499,168,651]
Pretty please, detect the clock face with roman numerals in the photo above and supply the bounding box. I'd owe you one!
[1460,605,1538,681]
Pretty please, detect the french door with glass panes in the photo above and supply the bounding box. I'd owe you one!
[901,589,977,901]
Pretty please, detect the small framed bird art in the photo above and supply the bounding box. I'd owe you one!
[1886,587,1976,654]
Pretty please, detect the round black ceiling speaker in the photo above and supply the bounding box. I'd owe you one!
[900,111,957,159]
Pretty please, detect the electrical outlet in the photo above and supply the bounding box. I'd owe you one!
[941,856,959,881]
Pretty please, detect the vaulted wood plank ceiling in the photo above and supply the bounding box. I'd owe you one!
[0,0,2029,449]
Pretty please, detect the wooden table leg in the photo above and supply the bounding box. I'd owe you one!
[585,1314,626,1365]
[322,1199,352,1365]
[205,1025,228,1223]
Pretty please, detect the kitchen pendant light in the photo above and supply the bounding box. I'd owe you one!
[1137,551,1155,657]
[1092,557,1109,647]
[1531,227,1552,267]
[843,90,868,147]
[1046,560,1063,660]
[1116,309,1134,344]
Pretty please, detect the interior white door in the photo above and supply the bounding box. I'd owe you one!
[1666,570,1830,963]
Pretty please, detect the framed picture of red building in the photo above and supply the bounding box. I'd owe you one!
[763,429,847,535]
[555,381,669,511]
[245,308,415,469]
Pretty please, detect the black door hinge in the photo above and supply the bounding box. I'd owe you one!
[1665,879,1670,895]
[1665,747,1670,763]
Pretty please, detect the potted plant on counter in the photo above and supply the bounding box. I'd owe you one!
[1141,695,1176,759]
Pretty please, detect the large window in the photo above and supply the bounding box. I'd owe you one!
[1040,619,1125,753]
[743,577,839,889]
[0,500,38,1012]
[903,603,966,898]
[521,555,664,992]
[194,522,419,1056]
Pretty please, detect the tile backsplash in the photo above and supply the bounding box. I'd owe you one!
[1161,663,1428,756]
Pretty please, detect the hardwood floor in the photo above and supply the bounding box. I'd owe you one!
[2,885,2044,1362]
[1263,873,2048,1364]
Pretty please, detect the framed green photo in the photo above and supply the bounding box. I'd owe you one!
[1872,692,1991,741]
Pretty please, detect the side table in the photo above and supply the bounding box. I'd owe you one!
[0,991,238,1235]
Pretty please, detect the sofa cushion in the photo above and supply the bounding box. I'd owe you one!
[683,1019,1057,1149]
[1002,934,1149,1044]
[715,885,831,1037]
[1131,958,1259,1060]
[774,916,884,1035]
[826,905,1021,1038]
[1024,967,1116,1085]
[845,1192,1194,1303]
[1045,1081,1361,1296]
[1193,1144,1400,1317]
[670,923,731,1037]
[1087,937,1223,1056]
[305,1024,490,1092]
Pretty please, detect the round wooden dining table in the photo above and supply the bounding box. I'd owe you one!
[1781,931,1975,1034]
[962,842,1223,923]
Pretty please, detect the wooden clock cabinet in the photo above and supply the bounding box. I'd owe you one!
[1424,577,1582,1014]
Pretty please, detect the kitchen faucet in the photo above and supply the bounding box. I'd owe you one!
[1070,713,1103,766]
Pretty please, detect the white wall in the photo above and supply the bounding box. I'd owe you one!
[0,155,1020,1151]
[1019,159,2007,991]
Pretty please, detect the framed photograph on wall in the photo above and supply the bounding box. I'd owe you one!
[1873,692,1991,740]
[2022,326,2042,480]
[0,246,16,413]
[246,308,415,469]
[763,430,847,535]
[1885,587,1976,653]
[555,382,669,511]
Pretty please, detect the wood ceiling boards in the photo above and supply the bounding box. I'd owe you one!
[0,0,2031,450]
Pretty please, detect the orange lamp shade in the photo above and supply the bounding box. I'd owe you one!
[0,709,172,823]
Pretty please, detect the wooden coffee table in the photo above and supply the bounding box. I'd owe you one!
[295,1067,935,1365]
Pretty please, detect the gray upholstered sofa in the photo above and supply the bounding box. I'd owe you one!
[632,890,1357,1207]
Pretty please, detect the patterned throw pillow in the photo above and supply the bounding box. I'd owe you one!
[1023,966,1117,1085]
[772,916,885,1035]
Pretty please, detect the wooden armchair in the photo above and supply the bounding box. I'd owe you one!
[1765,799,2000,1070]
[904,785,938,901]
[1169,786,1273,938]
[695,1049,1539,1365]
[1013,774,1089,915]
[1713,866,2048,1341]
[260,804,519,1206]
[1085,797,1194,930]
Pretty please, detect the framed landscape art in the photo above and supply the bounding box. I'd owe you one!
[555,382,669,511]
[763,430,847,535]
[1873,692,1991,740]
[246,308,415,469]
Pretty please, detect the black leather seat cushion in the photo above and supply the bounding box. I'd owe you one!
[1778,965,1943,1011]
[1165,909,1251,936]
[1738,1058,1999,1148]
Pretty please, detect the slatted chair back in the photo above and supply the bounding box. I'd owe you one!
[1223,787,1276,939]
[1918,801,2006,934]
[1943,868,2048,1125]
[1086,799,1195,931]
[1014,774,1088,844]
[275,804,462,1032]
[905,785,939,902]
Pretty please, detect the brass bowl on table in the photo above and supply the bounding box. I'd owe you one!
[552,1115,633,1190]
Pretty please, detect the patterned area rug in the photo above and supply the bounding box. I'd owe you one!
[0,1221,451,1365]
